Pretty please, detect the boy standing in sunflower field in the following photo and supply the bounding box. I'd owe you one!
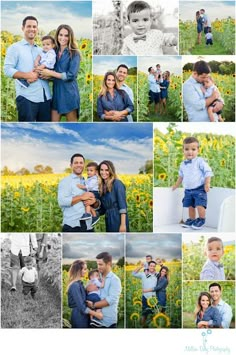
[172,136,213,230]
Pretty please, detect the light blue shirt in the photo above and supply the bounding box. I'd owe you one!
[148,74,159,93]
[132,271,156,299]
[179,157,213,189]
[86,175,98,192]
[58,173,92,229]
[4,39,51,102]
[183,76,209,122]
[99,271,121,327]
[200,259,225,280]
[213,299,233,328]
[120,83,134,103]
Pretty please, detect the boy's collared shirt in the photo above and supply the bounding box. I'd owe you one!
[4,39,51,102]
[132,271,156,299]
[179,156,213,189]
[200,259,225,280]
[19,267,38,283]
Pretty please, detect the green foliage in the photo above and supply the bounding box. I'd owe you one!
[183,237,235,281]
[183,281,235,328]
[1,32,92,121]
[138,71,182,122]
[154,124,235,188]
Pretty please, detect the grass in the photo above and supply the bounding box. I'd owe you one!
[190,38,231,55]
[1,278,61,328]
[139,108,181,122]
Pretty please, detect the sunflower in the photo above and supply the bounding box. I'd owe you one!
[133,300,142,307]
[79,40,88,51]
[158,173,167,180]
[21,207,30,212]
[175,299,182,307]
[147,296,158,308]
[152,313,170,328]
[130,312,140,321]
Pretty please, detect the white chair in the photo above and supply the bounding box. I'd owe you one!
[217,194,235,232]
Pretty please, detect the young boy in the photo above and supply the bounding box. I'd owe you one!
[19,256,38,299]
[205,28,213,46]
[155,64,162,76]
[200,237,225,280]
[121,1,177,55]
[144,255,152,275]
[16,35,56,89]
[86,269,104,326]
[201,76,224,122]
[172,136,214,230]
[77,162,100,227]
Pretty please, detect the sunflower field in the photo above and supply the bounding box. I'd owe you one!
[1,173,153,232]
[183,70,235,122]
[138,71,182,122]
[63,264,124,328]
[93,74,137,121]
[1,31,92,121]
[183,281,235,328]
[154,124,235,188]
[183,236,235,281]
[179,18,235,55]
[126,262,182,328]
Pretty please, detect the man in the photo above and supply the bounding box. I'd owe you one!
[4,16,51,122]
[148,67,161,115]
[183,60,223,122]
[9,233,38,292]
[132,260,158,327]
[200,9,211,34]
[87,252,122,328]
[116,64,134,122]
[209,282,233,328]
[58,154,98,232]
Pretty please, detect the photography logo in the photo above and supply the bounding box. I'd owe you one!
[184,330,231,354]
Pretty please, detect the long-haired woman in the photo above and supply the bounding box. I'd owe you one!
[97,160,129,232]
[195,291,221,328]
[67,259,102,328]
[40,24,81,121]
[97,71,134,122]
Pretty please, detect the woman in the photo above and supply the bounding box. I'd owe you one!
[40,24,80,122]
[97,72,134,122]
[195,292,221,328]
[143,266,169,313]
[196,11,204,44]
[67,260,102,328]
[160,71,170,115]
[98,160,129,232]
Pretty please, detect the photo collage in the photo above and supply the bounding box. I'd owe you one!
[1,0,235,331]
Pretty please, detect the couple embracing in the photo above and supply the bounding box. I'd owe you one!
[67,252,121,328]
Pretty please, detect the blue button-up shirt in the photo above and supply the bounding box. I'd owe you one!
[99,271,121,327]
[183,76,209,122]
[200,259,225,280]
[120,83,134,103]
[148,74,159,93]
[58,173,92,229]
[179,157,213,189]
[4,39,51,102]
[214,299,233,328]
[97,89,134,120]
[132,271,156,299]
[196,306,221,327]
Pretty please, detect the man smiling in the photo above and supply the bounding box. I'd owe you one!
[4,16,51,121]
[209,282,233,328]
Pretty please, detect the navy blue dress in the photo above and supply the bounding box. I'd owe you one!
[197,16,204,33]
[52,48,80,116]
[153,276,168,307]
[99,179,129,232]
[97,89,134,122]
[160,80,169,99]
[68,280,89,328]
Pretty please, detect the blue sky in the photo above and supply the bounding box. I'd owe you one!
[93,56,137,75]
[63,234,124,264]
[1,123,153,174]
[154,123,236,137]
[138,56,182,75]
[180,1,235,21]
[1,1,92,39]
[126,234,182,263]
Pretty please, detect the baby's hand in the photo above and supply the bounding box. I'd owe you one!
[204,183,210,192]
[172,185,177,191]
[165,34,177,46]
[77,183,86,190]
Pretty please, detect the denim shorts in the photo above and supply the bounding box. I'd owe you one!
[10,251,26,268]
[182,185,207,208]
[149,90,160,104]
